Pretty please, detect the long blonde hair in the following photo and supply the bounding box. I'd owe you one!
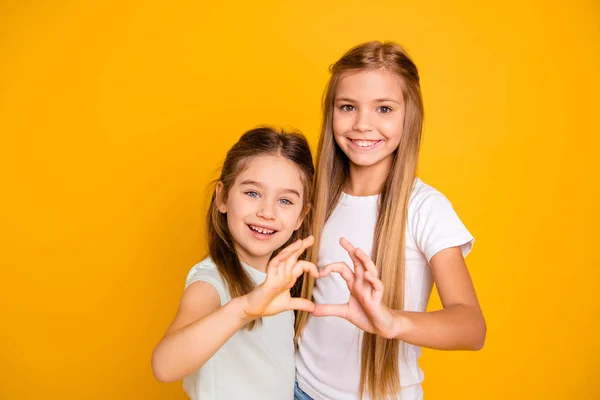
[295,41,424,399]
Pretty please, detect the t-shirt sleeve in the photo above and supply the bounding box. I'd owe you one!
[185,263,228,306]
[410,190,474,263]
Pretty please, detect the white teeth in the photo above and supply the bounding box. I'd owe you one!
[250,225,275,234]
[353,140,378,147]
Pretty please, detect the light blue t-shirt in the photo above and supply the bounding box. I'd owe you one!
[182,257,295,400]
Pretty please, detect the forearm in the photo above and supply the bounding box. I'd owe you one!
[392,304,486,350]
[152,296,251,382]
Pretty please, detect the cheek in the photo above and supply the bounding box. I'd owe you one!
[333,111,352,134]
[226,196,247,221]
[281,207,303,228]
[383,118,404,141]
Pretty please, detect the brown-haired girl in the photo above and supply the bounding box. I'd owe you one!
[152,127,318,399]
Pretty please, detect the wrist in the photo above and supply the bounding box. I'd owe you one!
[391,310,410,340]
[228,296,256,325]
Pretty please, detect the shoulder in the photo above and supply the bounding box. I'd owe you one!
[408,178,454,215]
[186,256,218,276]
[408,179,474,261]
[185,257,229,305]
[164,259,224,335]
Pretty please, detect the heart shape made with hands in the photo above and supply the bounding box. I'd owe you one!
[308,237,398,338]
[259,235,394,337]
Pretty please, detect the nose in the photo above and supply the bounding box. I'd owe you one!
[256,198,276,220]
[353,109,373,132]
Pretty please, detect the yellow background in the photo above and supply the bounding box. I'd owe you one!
[2,1,599,399]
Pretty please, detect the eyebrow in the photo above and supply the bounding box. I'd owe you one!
[335,97,402,105]
[240,180,301,197]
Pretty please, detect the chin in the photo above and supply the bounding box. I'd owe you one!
[348,157,385,167]
[250,241,284,256]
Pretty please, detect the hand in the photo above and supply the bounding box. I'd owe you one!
[312,259,378,334]
[314,238,398,338]
[242,236,319,321]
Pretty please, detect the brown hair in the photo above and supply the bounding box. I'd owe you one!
[295,41,424,399]
[208,126,314,329]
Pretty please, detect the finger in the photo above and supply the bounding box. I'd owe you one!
[340,238,362,268]
[296,235,315,257]
[292,260,319,279]
[302,235,315,248]
[363,271,384,291]
[353,251,365,287]
[339,237,356,253]
[312,303,348,318]
[284,245,304,276]
[268,239,304,277]
[269,239,303,269]
[320,262,355,290]
[365,271,383,303]
[355,248,379,278]
[288,242,308,266]
[371,281,384,303]
[283,249,306,279]
[284,235,315,270]
[280,238,304,255]
[272,237,314,282]
[340,238,365,283]
[288,298,316,312]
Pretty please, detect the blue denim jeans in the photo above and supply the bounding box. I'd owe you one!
[294,381,314,400]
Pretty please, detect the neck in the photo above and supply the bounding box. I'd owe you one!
[234,243,271,272]
[346,157,392,196]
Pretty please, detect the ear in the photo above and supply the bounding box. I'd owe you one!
[215,181,227,214]
[294,203,311,231]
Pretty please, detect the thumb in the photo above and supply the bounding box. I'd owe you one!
[287,298,316,312]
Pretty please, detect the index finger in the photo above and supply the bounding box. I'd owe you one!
[291,260,320,279]
[320,261,355,289]
[284,235,314,269]
[340,237,365,282]
[355,248,379,279]
[268,239,303,270]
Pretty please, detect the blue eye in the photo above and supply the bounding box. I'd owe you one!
[378,106,392,113]
[340,104,355,112]
[245,191,259,198]
[279,198,293,205]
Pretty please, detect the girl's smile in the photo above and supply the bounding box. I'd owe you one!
[247,223,278,240]
[347,138,384,150]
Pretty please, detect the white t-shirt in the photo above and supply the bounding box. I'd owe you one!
[296,179,474,400]
[183,257,295,400]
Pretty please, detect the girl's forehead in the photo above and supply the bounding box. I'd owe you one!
[234,155,305,189]
[336,68,404,97]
